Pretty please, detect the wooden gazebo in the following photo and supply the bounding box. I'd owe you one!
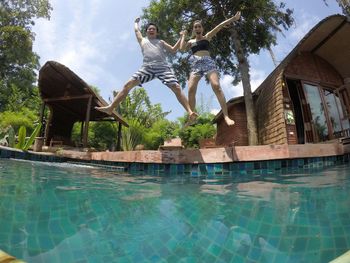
[38,61,128,148]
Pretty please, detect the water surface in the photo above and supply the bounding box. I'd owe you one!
[0,159,349,262]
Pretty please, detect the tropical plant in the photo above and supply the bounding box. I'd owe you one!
[0,124,41,150]
[118,88,170,128]
[8,126,15,147]
[121,119,145,151]
[143,119,180,149]
[88,122,119,150]
[114,87,173,150]
[142,0,294,145]
[177,112,216,148]
[0,108,38,133]
[15,124,42,151]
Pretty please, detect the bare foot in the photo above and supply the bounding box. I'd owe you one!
[184,112,199,127]
[224,116,235,126]
[95,106,113,115]
[189,112,199,122]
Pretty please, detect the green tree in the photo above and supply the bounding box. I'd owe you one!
[89,122,118,150]
[118,88,170,128]
[116,87,174,150]
[71,121,120,150]
[0,108,38,133]
[0,0,52,111]
[143,119,180,149]
[142,0,294,145]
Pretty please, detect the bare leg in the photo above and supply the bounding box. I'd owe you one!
[188,73,201,112]
[207,71,235,126]
[167,83,198,122]
[95,78,140,115]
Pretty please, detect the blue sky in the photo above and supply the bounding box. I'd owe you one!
[32,0,342,121]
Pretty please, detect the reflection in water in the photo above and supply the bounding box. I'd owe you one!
[0,159,350,262]
[23,226,98,262]
[200,183,233,195]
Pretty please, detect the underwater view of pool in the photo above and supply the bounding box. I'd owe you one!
[0,158,349,262]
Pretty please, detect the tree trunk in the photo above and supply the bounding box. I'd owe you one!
[230,27,259,145]
[268,46,278,67]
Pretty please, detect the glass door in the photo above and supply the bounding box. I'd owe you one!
[302,83,350,142]
[337,86,350,137]
[323,89,350,138]
[303,83,329,142]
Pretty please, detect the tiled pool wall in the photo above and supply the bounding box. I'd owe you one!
[0,148,66,163]
[1,147,350,176]
[81,155,350,176]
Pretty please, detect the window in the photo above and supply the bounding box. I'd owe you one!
[303,83,329,141]
[302,83,350,141]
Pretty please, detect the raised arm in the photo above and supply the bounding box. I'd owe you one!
[161,31,187,54]
[134,17,143,43]
[179,30,190,52]
[205,11,241,40]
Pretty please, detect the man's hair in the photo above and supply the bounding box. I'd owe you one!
[145,22,159,33]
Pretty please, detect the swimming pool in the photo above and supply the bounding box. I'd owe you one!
[0,158,349,262]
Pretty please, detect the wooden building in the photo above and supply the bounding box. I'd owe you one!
[38,61,128,148]
[214,15,350,146]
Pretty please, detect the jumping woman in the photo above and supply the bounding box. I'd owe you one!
[180,11,241,126]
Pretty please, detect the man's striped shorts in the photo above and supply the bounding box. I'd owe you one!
[132,64,179,86]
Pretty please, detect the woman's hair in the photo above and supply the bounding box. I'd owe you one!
[145,22,159,33]
[193,20,202,26]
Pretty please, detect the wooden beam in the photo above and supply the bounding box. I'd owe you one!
[80,121,84,143]
[83,96,93,147]
[39,103,46,137]
[111,110,129,127]
[311,19,347,54]
[43,94,93,102]
[117,122,122,151]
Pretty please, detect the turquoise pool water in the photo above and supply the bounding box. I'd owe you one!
[0,158,349,263]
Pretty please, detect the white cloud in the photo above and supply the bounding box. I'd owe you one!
[33,21,56,57]
[210,108,220,115]
[219,67,267,100]
[119,32,131,42]
[271,9,321,60]
[33,0,124,95]
[290,11,320,41]
[250,68,267,92]
[220,75,235,94]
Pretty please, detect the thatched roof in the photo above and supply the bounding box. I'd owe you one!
[38,61,128,126]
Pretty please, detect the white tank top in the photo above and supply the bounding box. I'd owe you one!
[141,38,168,66]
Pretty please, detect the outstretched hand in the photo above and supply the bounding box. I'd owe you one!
[233,11,241,21]
[180,30,188,36]
[224,11,241,28]
[135,17,141,23]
